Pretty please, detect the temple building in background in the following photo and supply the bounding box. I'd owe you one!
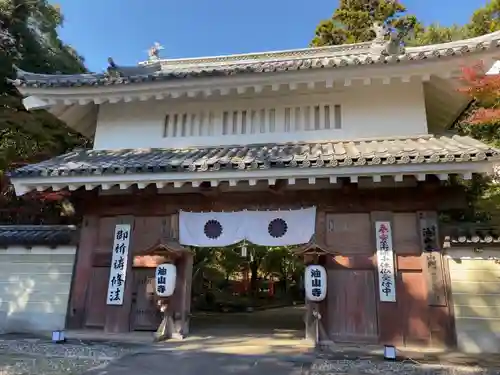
[7,29,500,353]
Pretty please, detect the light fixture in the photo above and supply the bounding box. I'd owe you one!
[51,330,66,343]
[383,345,396,360]
[241,244,247,257]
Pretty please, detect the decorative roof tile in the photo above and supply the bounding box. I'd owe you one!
[9,31,500,88]
[0,225,77,247]
[442,224,500,247]
[9,135,500,179]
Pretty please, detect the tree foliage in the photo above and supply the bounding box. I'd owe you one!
[0,0,89,224]
[408,23,469,46]
[191,244,304,300]
[455,0,500,223]
[458,62,500,127]
[311,0,500,48]
[468,0,500,37]
[453,61,500,224]
[311,0,418,47]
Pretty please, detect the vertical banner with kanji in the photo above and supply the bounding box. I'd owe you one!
[375,221,396,302]
[106,224,131,305]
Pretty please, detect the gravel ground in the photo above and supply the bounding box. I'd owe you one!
[0,335,499,375]
[0,336,145,375]
[308,358,499,375]
[0,353,107,375]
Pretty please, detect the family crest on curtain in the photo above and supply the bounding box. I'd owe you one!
[179,207,316,247]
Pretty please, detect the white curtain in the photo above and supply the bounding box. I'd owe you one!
[245,207,316,246]
[178,210,246,247]
[179,207,316,247]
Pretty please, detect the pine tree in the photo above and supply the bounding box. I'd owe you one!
[311,0,418,47]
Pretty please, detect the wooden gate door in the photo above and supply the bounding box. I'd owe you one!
[131,268,162,331]
[327,269,379,343]
[84,267,109,328]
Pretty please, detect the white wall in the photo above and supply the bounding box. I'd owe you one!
[0,246,76,333]
[446,249,500,353]
[94,81,428,150]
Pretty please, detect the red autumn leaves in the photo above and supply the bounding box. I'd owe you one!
[459,61,500,125]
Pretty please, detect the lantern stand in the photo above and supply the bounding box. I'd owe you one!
[308,254,322,347]
[312,251,320,265]
[295,239,332,349]
[241,240,248,258]
[151,249,179,342]
[154,296,175,342]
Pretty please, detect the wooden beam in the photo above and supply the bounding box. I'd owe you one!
[268,179,287,195]
[199,182,220,197]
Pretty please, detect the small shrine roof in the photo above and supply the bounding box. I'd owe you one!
[9,135,499,179]
[9,30,500,88]
[0,225,77,247]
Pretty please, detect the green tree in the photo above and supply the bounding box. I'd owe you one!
[215,247,243,281]
[311,0,418,47]
[260,246,304,294]
[467,0,500,37]
[0,0,89,224]
[453,0,500,224]
[408,23,469,46]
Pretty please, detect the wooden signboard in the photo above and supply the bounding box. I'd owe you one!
[424,251,447,306]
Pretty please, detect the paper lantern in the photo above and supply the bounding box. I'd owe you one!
[155,263,177,297]
[305,265,327,302]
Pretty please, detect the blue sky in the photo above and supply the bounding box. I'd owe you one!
[52,0,489,73]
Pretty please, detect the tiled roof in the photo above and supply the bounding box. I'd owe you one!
[442,224,500,247]
[9,135,500,179]
[0,225,77,247]
[10,31,500,88]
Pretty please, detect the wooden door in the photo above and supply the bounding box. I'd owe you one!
[84,267,109,328]
[328,269,379,342]
[399,271,430,345]
[131,268,161,331]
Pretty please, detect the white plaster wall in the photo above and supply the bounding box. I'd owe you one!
[0,246,76,333]
[94,81,428,150]
[446,249,500,354]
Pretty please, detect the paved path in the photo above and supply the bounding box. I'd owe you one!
[190,305,306,334]
[82,348,497,375]
[1,312,500,375]
[0,335,496,375]
[84,350,307,375]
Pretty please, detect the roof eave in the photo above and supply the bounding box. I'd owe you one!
[10,160,496,197]
[10,55,491,110]
[21,95,97,138]
[0,225,78,248]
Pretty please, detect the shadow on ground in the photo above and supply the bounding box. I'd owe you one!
[0,332,499,374]
[82,347,500,375]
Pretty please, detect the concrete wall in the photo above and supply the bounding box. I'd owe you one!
[93,81,428,150]
[0,246,76,333]
[447,249,500,353]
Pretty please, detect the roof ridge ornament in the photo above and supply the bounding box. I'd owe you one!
[370,22,405,57]
[106,57,121,78]
[148,42,164,62]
